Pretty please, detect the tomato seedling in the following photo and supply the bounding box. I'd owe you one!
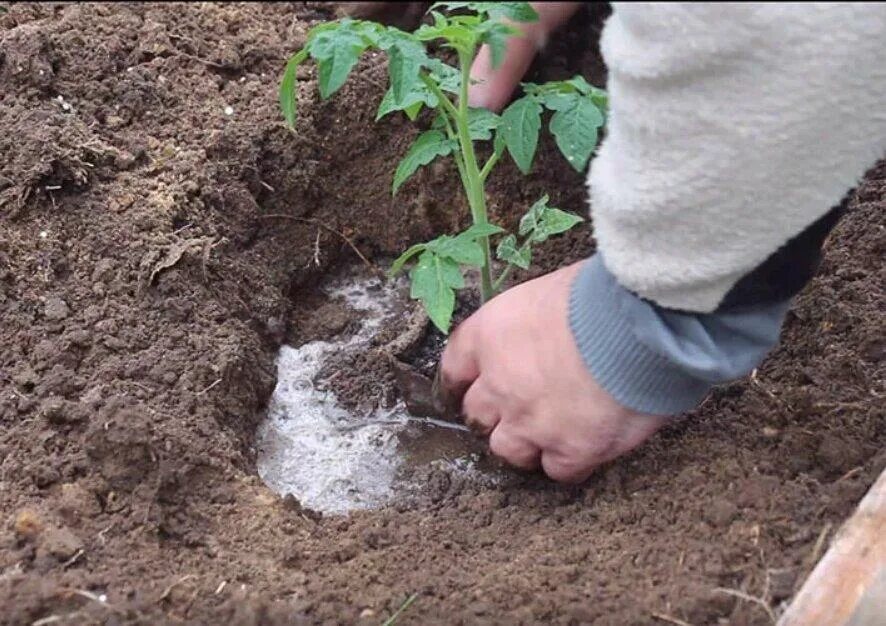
[280,2,607,332]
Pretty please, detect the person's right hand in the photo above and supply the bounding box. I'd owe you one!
[468,3,581,112]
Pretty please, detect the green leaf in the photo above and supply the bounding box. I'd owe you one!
[590,88,608,113]
[501,96,542,174]
[392,131,456,195]
[467,107,501,140]
[478,21,519,69]
[389,243,426,276]
[410,250,463,333]
[566,75,594,95]
[279,48,308,127]
[311,28,366,99]
[549,97,604,171]
[431,235,484,266]
[403,100,424,120]
[376,84,436,121]
[386,38,427,104]
[496,234,531,269]
[534,207,584,241]
[431,2,539,22]
[540,91,578,111]
[460,222,505,238]
[518,195,584,243]
[414,19,477,55]
[427,58,461,94]
[518,195,548,236]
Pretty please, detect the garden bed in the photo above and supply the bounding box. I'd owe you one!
[1,3,883,625]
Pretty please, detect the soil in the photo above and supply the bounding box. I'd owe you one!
[0,3,883,626]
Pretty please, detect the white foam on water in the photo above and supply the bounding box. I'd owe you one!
[255,274,472,515]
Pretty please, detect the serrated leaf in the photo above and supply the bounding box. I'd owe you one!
[392,131,456,195]
[549,97,603,171]
[540,91,579,111]
[312,29,366,99]
[432,235,484,266]
[376,84,436,121]
[566,75,594,95]
[410,250,462,333]
[590,89,608,112]
[427,59,461,94]
[496,234,531,269]
[431,2,539,22]
[279,48,308,127]
[461,222,505,239]
[467,107,501,140]
[389,243,426,276]
[533,207,584,242]
[479,21,518,69]
[501,96,541,174]
[387,38,427,104]
[518,195,548,236]
[403,100,423,120]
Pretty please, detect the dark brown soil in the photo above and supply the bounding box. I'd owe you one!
[1,3,883,626]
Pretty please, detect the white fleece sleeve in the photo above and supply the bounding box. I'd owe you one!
[588,3,886,313]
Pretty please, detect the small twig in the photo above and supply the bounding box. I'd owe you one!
[32,614,79,626]
[836,466,863,482]
[382,593,418,626]
[61,548,84,569]
[310,229,322,268]
[259,214,380,275]
[806,522,834,569]
[651,612,693,626]
[196,378,222,396]
[97,522,115,545]
[159,575,196,602]
[714,587,776,624]
[167,46,228,69]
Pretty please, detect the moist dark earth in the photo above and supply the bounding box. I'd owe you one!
[1,3,884,625]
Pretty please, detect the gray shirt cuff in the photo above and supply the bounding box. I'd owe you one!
[568,255,791,416]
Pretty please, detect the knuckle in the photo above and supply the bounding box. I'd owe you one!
[543,456,592,484]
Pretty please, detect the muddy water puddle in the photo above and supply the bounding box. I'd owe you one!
[256,272,494,515]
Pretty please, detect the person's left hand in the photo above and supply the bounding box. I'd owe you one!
[438,262,668,483]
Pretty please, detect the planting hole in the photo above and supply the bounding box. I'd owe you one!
[256,272,489,515]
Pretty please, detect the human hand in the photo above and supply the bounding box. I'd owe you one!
[438,262,668,483]
[468,2,581,111]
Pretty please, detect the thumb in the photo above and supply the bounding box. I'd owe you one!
[435,317,481,419]
[468,36,539,112]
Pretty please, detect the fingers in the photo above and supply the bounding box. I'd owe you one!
[468,37,540,111]
[461,378,500,436]
[436,317,480,417]
[541,450,597,485]
[489,426,541,471]
[468,2,583,111]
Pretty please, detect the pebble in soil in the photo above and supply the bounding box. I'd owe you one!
[255,271,496,516]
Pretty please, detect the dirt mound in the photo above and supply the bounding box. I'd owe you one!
[1,3,883,625]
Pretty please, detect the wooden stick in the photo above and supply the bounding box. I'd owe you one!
[778,468,886,626]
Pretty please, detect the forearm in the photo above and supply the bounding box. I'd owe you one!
[571,3,886,414]
[590,3,886,313]
[570,256,790,415]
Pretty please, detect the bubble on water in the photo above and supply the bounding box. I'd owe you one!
[256,274,478,515]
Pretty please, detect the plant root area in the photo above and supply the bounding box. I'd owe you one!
[1,3,883,625]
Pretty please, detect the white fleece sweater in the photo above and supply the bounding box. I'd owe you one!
[588,3,886,312]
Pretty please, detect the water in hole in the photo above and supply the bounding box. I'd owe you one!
[256,273,487,515]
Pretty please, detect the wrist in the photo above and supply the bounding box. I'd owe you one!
[568,255,790,416]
